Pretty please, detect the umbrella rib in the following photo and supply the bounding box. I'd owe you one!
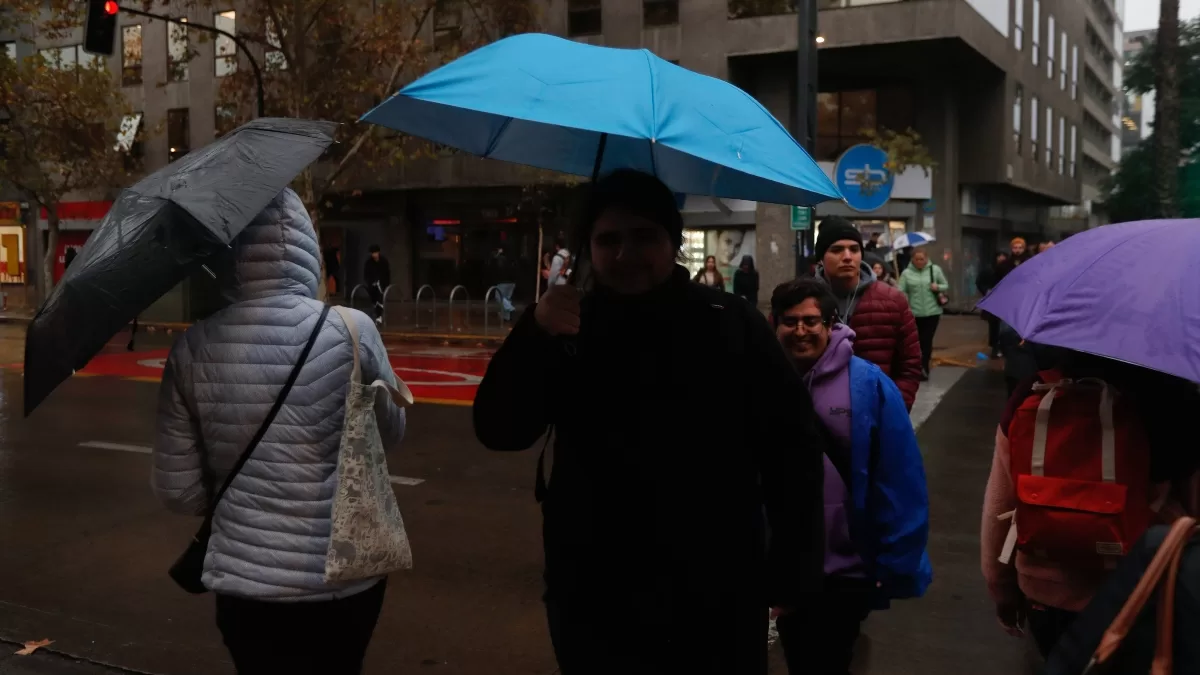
[482,116,515,158]
[641,50,659,178]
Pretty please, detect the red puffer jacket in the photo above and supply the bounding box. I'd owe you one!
[846,282,923,409]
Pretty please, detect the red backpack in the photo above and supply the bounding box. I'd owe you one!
[1002,371,1154,568]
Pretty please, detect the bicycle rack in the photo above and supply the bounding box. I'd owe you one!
[414,284,436,329]
[448,285,469,332]
[379,284,393,326]
[483,285,503,336]
[349,284,391,324]
[349,284,369,312]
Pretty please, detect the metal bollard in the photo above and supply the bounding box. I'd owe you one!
[448,285,469,332]
[379,284,393,326]
[483,285,502,335]
[414,284,435,329]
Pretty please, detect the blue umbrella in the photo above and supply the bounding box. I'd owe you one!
[360,33,841,206]
[892,231,935,249]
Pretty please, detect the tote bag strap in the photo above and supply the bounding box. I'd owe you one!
[331,306,362,384]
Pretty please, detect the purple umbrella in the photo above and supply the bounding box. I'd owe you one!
[977,219,1200,383]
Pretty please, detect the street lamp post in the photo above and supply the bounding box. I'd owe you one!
[796,0,818,276]
[116,6,266,118]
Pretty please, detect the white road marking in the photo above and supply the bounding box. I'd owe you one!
[78,442,426,486]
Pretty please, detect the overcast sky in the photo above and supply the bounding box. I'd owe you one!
[1125,0,1200,32]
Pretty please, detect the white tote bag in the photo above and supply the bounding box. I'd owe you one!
[324,306,414,582]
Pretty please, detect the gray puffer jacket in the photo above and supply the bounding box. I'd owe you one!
[152,188,405,601]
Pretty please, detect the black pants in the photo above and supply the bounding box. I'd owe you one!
[366,283,384,319]
[215,579,387,675]
[1027,603,1078,660]
[776,580,873,675]
[985,312,1000,350]
[914,315,941,373]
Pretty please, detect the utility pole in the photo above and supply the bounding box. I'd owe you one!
[796,0,818,275]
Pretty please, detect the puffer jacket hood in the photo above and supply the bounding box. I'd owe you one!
[217,187,321,305]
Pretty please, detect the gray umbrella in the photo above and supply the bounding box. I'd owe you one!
[24,117,337,416]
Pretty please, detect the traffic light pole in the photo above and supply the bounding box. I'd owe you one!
[796,0,818,276]
[117,6,265,118]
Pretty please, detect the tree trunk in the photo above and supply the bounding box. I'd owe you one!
[1154,0,1182,218]
[41,206,60,295]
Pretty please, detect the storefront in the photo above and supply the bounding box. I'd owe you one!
[37,201,111,285]
[0,202,25,285]
[680,196,757,288]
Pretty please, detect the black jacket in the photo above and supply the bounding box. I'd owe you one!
[363,256,391,289]
[732,269,759,306]
[473,266,825,674]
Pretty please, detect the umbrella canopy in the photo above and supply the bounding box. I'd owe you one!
[892,231,935,249]
[977,219,1200,383]
[24,118,337,415]
[360,33,841,207]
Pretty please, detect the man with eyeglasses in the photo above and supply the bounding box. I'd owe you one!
[770,278,932,675]
[814,218,922,410]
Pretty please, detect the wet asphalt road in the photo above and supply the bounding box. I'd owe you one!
[0,322,1045,674]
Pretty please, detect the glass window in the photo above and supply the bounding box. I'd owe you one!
[1071,46,1078,99]
[215,104,237,138]
[214,11,236,77]
[567,0,602,37]
[1013,84,1023,154]
[644,0,679,26]
[1060,33,1068,89]
[1069,124,1077,177]
[265,16,287,70]
[122,25,142,86]
[1058,116,1065,173]
[39,45,77,70]
[167,20,189,82]
[434,0,462,48]
[1014,0,1023,50]
[1032,0,1039,64]
[1045,106,1053,166]
[2,42,15,61]
[815,90,877,161]
[1046,15,1055,79]
[116,112,144,171]
[1031,95,1039,156]
[168,108,190,162]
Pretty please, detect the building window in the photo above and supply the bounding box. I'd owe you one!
[1031,95,1039,157]
[122,25,142,85]
[1060,33,1068,89]
[644,0,679,26]
[1013,83,1023,154]
[1058,116,1065,174]
[1071,45,1078,99]
[215,104,237,137]
[265,16,287,70]
[1045,105,1053,166]
[1046,15,1054,79]
[434,0,463,49]
[1070,124,1077,177]
[117,112,144,171]
[2,42,15,61]
[167,20,189,82]
[168,108,190,162]
[567,0,602,37]
[214,11,236,77]
[1013,0,1023,50]
[1031,0,1039,64]
[816,90,878,161]
[38,45,78,70]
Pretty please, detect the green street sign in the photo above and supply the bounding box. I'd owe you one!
[790,205,812,231]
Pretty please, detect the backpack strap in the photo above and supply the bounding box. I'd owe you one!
[1030,378,1115,482]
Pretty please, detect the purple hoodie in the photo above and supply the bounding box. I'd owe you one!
[802,324,866,578]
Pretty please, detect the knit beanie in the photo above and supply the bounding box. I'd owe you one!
[814,218,864,260]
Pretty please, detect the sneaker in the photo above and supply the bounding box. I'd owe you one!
[374,317,383,326]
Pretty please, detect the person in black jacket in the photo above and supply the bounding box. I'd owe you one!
[732,255,760,307]
[363,244,390,324]
[472,170,825,675]
[977,251,1008,357]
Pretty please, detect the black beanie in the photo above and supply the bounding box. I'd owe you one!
[814,217,863,260]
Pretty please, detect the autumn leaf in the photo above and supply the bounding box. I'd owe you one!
[15,639,54,656]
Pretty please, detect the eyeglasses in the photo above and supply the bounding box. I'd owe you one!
[777,315,827,330]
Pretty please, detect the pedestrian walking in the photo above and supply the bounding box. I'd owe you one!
[1036,240,1056,254]
[732,255,760,306]
[996,321,1039,397]
[865,253,897,288]
[981,350,1199,660]
[996,237,1030,280]
[324,246,342,296]
[473,169,826,675]
[694,254,725,290]
[814,217,922,410]
[976,252,1007,357]
[152,189,406,675]
[864,231,881,252]
[547,235,571,289]
[363,244,390,325]
[898,249,949,380]
[769,279,931,675]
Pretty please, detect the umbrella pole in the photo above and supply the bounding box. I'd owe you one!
[591,134,608,181]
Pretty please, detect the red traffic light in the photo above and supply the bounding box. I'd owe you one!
[103,1,119,15]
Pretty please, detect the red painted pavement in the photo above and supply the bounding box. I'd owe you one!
[6,344,494,405]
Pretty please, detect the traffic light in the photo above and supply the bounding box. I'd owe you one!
[83,0,120,57]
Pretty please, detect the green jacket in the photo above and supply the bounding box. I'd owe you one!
[898,262,950,317]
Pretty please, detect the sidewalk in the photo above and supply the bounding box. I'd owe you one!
[0,643,136,675]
